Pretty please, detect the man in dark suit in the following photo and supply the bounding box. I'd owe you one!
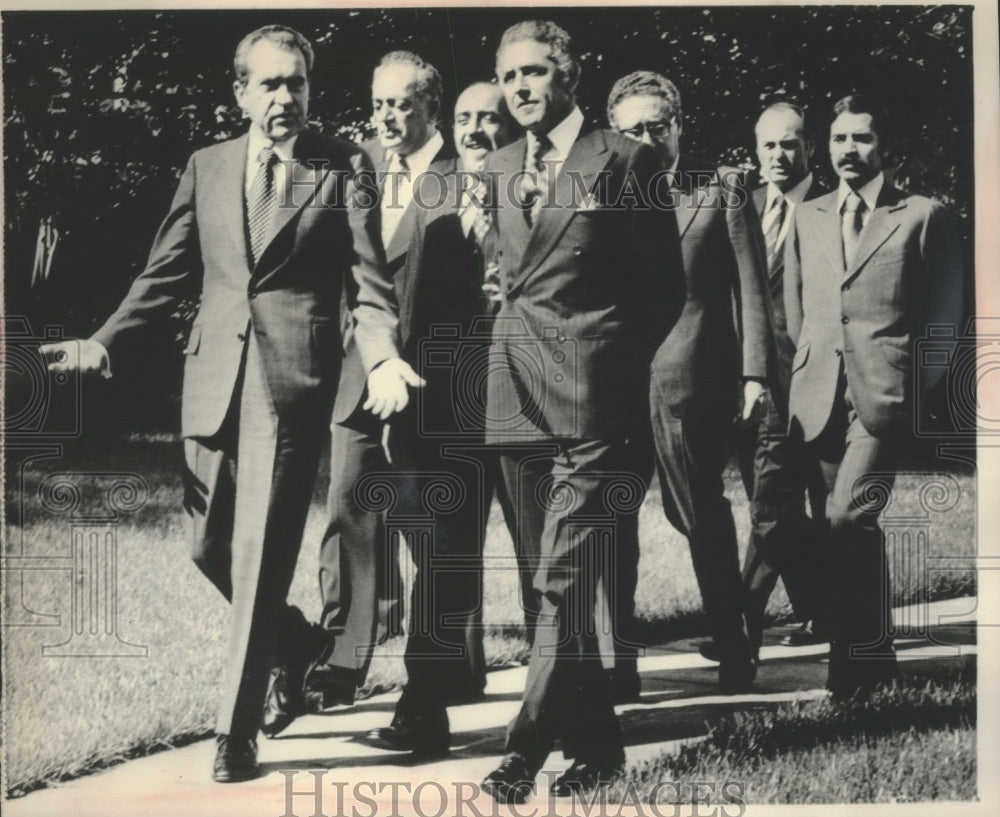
[363,80,519,756]
[308,50,452,706]
[479,23,685,803]
[607,71,770,690]
[734,102,828,652]
[784,94,963,699]
[41,26,417,781]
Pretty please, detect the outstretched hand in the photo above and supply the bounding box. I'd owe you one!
[363,357,426,420]
[38,339,110,377]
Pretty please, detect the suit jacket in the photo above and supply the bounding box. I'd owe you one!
[752,178,826,410]
[332,136,456,428]
[784,182,963,441]
[482,128,686,443]
[394,156,495,439]
[92,129,398,438]
[651,156,770,410]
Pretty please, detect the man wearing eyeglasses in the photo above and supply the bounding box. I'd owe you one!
[608,71,771,691]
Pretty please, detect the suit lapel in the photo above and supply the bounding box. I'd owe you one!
[216,135,251,272]
[493,139,532,259]
[673,158,705,238]
[265,132,326,252]
[844,188,905,283]
[512,130,611,292]
[811,194,848,280]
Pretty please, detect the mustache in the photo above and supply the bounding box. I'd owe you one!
[462,136,492,150]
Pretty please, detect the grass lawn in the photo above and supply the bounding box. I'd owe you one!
[2,436,979,798]
[612,663,976,803]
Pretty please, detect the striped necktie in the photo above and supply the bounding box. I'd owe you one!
[762,194,787,272]
[247,145,278,265]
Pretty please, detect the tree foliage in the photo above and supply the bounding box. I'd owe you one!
[2,6,974,427]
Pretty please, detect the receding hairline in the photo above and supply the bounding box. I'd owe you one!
[455,82,504,107]
[755,105,806,135]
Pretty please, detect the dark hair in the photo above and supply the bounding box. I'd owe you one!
[497,20,580,94]
[233,25,314,85]
[606,70,681,129]
[831,94,891,144]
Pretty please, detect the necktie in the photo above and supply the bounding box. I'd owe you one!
[763,194,787,272]
[842,190,865,270]
[462,179,492,244]
[381,154,410,250]
[247,145,278,265]
[520,134,552,226]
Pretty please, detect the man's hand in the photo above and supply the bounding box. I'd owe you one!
[482,261,502,305]
[38,339,110,378]
[363,357,426,420]
[742,379,766,421]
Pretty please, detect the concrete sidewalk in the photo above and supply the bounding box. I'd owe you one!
[5,597,977,817]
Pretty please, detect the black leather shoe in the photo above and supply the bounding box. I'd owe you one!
[365,708,450,757]
[303,661,357,712]
[261,663,306,738]
[550,758,625,797]
[780,620,828,647]
[482,753,535,804]
[212,735,259,783]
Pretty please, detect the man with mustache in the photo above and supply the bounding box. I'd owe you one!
[363,80,520,756]
[732,101,828,654]
[41,25,415,781]
[784,94,963,699]
[304,50,453,712]
[478,22,685,802]
[606,71,770,691]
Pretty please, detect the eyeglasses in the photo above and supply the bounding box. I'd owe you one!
[619,121,674,140]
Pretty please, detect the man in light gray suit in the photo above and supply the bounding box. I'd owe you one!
[784,94,963,699]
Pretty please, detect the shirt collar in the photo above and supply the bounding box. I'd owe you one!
[767,172,813,210]
[837,171,884,213]
[392,129,443,176]
[247,128,298,166]
[534,106,585,163]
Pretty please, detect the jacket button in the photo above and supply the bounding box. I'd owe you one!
[573,247,582,256]
[841,315,849,324]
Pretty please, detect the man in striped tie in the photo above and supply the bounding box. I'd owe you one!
[733,102,829,655]
[41,25,417,781]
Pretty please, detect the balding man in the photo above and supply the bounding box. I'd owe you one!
[307,50,454,711]
[734,102,828,654]
[364,81,520,755]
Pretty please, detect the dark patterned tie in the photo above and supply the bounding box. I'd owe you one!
[468,180,493,244]
[247,145,278,265]
[841,190,865,270]
[520,134,552,226]
[763,194,787,272]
